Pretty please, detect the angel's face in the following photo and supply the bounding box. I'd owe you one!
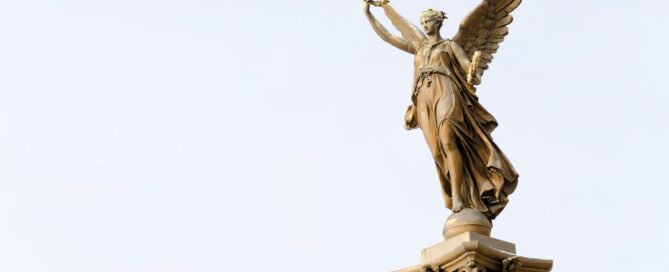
[420,17,440,35]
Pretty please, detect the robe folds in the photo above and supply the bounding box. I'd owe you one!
[404,40,518,220]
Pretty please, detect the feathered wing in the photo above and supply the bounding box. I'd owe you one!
[382,4,426,43]
[452,0,522,79]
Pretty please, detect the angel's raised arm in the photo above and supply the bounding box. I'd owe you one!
[364,3,419,54]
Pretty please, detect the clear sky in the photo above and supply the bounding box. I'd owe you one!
[0,0,667,271]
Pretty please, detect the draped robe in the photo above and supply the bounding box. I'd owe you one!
[404,39,518,219]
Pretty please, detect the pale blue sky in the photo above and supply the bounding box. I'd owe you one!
[0,0,667,271]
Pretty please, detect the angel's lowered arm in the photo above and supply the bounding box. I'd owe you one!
[364,3,418,54]
[451,41,481,85]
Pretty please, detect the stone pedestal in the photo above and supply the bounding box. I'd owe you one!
[395,209,552,272]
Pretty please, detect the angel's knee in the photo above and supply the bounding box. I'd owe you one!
[439,123,458,152]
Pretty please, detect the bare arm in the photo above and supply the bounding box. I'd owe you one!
[380,2,426,43]
[451,41,481,85]
[364,2,418,54]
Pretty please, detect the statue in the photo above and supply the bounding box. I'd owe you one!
[363,0,522,220]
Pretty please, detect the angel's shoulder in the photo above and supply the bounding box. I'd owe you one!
[446,39,460,48]
[438,39,455,50]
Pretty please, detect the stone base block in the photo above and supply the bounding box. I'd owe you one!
[395,232,552,272]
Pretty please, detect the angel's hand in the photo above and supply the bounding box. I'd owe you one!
[467,73,481,85]
[363,0,372,11]
[374,0,390,7]
[467,68,482,85]
[467,50,482,85]
[363,0,374,8]
[364,0,388,8]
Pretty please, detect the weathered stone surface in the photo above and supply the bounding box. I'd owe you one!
[396,232,552,272]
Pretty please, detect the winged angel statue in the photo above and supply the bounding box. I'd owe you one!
[363,0,522,220]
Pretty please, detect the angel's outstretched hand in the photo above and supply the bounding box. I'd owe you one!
[363,0,388,7]
[363,0,371,11]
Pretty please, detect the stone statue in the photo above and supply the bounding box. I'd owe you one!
[363,0,522,220]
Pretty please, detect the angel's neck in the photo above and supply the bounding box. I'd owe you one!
[427,33,443,44]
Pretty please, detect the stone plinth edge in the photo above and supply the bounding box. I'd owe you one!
[394,232,552,272]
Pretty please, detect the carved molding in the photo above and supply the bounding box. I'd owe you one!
[456,260,486,272]
[421,264,442,272]
[502,256,521,272]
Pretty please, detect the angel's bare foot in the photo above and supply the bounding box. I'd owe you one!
[452,197,464,212]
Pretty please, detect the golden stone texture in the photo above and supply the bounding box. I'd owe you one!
[393,209,552,271]
[395,230,553,272]
[364,0,518,221]
[391,209,552,271]
[443,208,491,239]
[362,0,553,270]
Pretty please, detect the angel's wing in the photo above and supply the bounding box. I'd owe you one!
[452,0,522,77]
[382,4,426,43]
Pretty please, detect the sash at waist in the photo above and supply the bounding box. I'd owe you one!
[417,65,452,78]
[414,65,453,94]
[405,65,458,130]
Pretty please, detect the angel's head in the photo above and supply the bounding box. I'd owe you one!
[420,9,447,35]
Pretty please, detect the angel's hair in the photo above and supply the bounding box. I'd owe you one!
[420,9,448,29]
